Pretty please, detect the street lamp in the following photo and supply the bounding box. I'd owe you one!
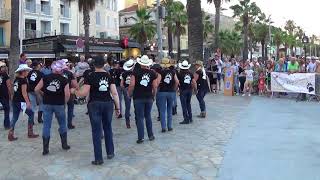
[302,34,309,72]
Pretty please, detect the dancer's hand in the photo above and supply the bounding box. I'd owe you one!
[115,109,121,117]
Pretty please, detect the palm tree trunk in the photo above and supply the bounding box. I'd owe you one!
[276,45,279,60]
[187,0,203,63]
[83,8,90,58]
[9,0,20,79]
[168,25,173,58]
[242,13,249,61]
[261,41,265,60]
[214,2,221,51]
[177,24,181,61]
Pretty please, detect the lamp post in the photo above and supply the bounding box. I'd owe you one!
[302,34,309,72]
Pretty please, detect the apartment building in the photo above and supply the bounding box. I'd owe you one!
[0,0,10,47]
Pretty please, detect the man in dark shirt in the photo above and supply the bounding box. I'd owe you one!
[0,62,12,129]
[109,59,124,118]
[193,61,209,118]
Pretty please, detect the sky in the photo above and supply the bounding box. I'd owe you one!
[119,0,320,36]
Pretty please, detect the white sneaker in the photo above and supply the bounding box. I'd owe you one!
[236,93,239,96]
[242,94,246,97]
[248,94,251,97]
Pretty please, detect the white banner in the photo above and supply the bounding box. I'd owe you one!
[271,72,316,94]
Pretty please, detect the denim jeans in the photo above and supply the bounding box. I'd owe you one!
[42,104,67,138]
[67,95,75,126]
[123,88,131,121]
[116,86,124,115]
[134,99,154,140]
[88,101,114,161]
[11,101,34,129]
[196,90,207,112]
[180,90,192,122]
[0,98,10,128]
[28,92,43,112]
[173,92,177,107]
[234,76,240,94]
[157,92,175,130]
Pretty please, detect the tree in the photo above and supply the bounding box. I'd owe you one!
[203,13,214,42]
[273,28,285,59]
[187,0,203,62]
[163,0,174,58]
[207,0,230,51]
[129,8,156,53]
[219,30,242,56]
[284,20,296,35]
[68,0,103,58]
[170,1,188,60]
[230,0,261,61]
[252,22,269,60]
[9,0,20,78]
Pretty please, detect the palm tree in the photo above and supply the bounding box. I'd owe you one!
[187,0,203,62]
[273,28,285,59]
[284,20,296,35]
[68,0,102,58]
[163,0,174,58]
[230,0,261,61]
[129,8,156,53]
[252,23,268,60]
[207,0,230,51]
[9,0,20,78]
[170,1,187,60]
[203,13,214,42]
[219,30,242,56]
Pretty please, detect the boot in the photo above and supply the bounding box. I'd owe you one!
[60,132,70,150]
[42,137,50,155]
[172,106,177,115]
[8,129,18,141]
[38,111,43,124]
[28,124,39,138]
[126,120,131,129]
[197,112,207,118]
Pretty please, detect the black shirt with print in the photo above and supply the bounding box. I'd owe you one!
[196,69,209,91]
[84,72,114,102]
[62,70,75,86]
[109,68,124,87]
[27,69,43,92]
[159,69,176,92]
[13,77,28,102]
[83,69,93,80]
[0,73,9,99]
[133,68,157,100]
[42,74,68,105]
[178,70,194,91]
[121,70,132,88]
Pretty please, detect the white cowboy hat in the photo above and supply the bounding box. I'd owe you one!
[137,55,152,66]
[15,64,32,73]
[123,59,136,71]
[178,60,191,70]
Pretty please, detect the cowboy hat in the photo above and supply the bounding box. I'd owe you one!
[15,64,32,73]
[194,60,203,67]
[160,57,173,68]
[137,55,152,66]
[0,61,6,67]
[51,60,68,72]
[178,60,191,70]
[123,59,136,71]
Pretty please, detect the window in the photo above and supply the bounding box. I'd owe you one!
[60,23,69,35]
[0,27,4,46]
[41,1,50,15]
[113,18,117,29]
[113,0,117,11]
[96,11,101,25]
[41,21,51,37]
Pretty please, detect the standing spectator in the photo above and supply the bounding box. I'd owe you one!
[307,57,317,73]
[41,59,53,76]
[238,61,246,94]
[75,55,89,81]
[231,58,240,95]
[275,58,287,72]
[193,61,209,118]
[19,53,27,64]
[242,65,254,97]
[26,59,32,67]
[206,59,218,93]
[214,53,224,92]
[287,57,299,74]
[0,61,12,129]
[109,59,124,118]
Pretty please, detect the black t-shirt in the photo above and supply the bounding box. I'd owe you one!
[159,69,176,92]
[62,70,75,86]
[109,68,123,87]
[133,68,157,100]
[121,70,132,88]
[83,69,93,80]
[42,74,68,105]
[178,70,194,91]
[196,69,209,91]
[84,72,114,102]
[0,73,9,99]
[13,77,28,102]
[27,70,43,92]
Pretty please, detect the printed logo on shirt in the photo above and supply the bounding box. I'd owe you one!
[62,73,68,79]
[14,82,18,92]
[125,76,131,85]
[184,74,191,84]
[30,72,37,81]
[47,80,61,92]
[140,73,150,87]
[164,73,172,84]
[98,77,109,91]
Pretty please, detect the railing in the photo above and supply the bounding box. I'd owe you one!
[24,29,55,39]
[0,8,10,21]
[39,4,52,16]
[25,2,53,16]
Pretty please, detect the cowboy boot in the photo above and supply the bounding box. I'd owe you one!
[28,124,39,138]
[201,112,207,118]
[8,129,18,141]
[38,111,43,124]
[60,132,70,150]
[126,120,131,129]
[42,137,50,155]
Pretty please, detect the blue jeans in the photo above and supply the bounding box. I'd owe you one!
[234,76,240,94]
[173,92,177,107]
[134,99,154,140]
[0,98,10,128]
[28,92,43,112]
[116,86,124,115]
[67,95,75,126]
[180,90,193,122]
[42,104,67,138]
[123,88,131,121]
[88,101,114,161]
[11,101,34,129]
[196,90,207,112]
[157,92,175,130]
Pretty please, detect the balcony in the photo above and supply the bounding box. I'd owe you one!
[59,7,71,19]
[39,4,52,16]
[0,8,11,22]
[25,1,37,14]
[24,29,54,39]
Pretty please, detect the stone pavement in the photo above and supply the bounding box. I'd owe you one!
[0,94,249,180]
[217,97,320,180]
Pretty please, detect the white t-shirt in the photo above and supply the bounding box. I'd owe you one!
[245,69,254,81]
[307,62,317,73]
[216,59,224,73]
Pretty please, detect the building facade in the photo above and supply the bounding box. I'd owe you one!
[124,0,154,8]
[0,0,10,58]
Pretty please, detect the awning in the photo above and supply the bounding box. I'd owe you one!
[0,53,8,59]
[62,44,123,53]
[26,53,56,59]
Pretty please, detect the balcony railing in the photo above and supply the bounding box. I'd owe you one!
[39,4,52,16]
[25,2,53,16]
[24,29,55,39]
[0,8,11,22]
